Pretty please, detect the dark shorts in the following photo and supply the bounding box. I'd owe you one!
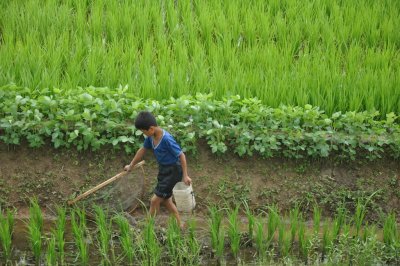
[154,162,183,199]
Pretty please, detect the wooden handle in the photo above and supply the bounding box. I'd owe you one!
[67,160,145,205]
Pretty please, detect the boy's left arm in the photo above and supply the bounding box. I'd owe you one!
[179,152,192,185]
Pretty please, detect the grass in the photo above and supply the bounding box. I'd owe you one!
[1,0,399,114]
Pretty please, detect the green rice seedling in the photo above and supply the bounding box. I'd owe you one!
[115,214,135,265]
[185,219,201,265]
[313,205,321,236]
[298,221,309,261]
[208,205,222,252]
[215,226,225,260]
[166,216,183,264]
[28,198,43,263]
[255,218,266,260]
[227,206,240,259]
[289,205,300,245]
[71,208,89,266]
[383,213,398,247]
[243,201,255,241]
[362,224,376,243]
[278,222,290,258]
[142,216,161,266]
[54,206,66,265]
[0,209,14,261]
[46,235,57,266]
[322,221,333,257]
[94,206,112,265]
[332,204,347,241]
[267,205,280,245]
[353,199,367,237]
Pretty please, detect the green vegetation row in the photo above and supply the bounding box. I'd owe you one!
[0,0,399,114]
[1,200,399,265]
[1,85,399,160]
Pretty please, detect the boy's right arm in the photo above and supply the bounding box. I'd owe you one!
[124,147,147,171]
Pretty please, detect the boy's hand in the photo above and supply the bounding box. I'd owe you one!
[183,175,192,185]
[124,164,132,172]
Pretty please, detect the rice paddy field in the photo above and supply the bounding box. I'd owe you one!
[1,0,400,265]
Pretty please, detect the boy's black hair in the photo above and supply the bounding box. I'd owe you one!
[134,111,157,130]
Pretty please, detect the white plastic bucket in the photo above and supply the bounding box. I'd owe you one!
[173,182,196,212]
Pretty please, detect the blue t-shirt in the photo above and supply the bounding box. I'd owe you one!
[143,130,182,165]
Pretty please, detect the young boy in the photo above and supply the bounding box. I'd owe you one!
[124,111,192,228]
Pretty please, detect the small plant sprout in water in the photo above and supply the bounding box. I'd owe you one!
[0,209,14,262]
[227,205,241,259]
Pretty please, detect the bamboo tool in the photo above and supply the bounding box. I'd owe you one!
[68,161,145,205]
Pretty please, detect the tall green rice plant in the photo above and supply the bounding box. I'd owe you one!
[383,213,398,247]
[46,235,56,266]
[332,204,347,241]
[71,208,89,266]
[28,198,43,264]
[94,206,112,265]
[208,205,222,252]
[313,205,321,235]
[142,216,161,266]
[0,209,14,261]
[115,214,135,265]
[322,220,333,257]
[243,201,254,241]
[54,206,66,265]
[185,219,201,265]
[166,216,183,264]
[255,218,266,260]
[278,222,290,257]
[227,206,240,258]
[267,205,280,245]
[215,227,225,260]
[298,221,309,261]
[289,205,300,245]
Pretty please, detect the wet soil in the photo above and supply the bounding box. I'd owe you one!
[0,142,399,221]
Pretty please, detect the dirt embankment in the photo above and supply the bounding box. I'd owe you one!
[0,143,399,221]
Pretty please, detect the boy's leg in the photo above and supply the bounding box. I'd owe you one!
[164,197,183,228]
[149,194,164,216]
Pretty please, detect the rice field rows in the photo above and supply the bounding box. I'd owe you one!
[0,0,399,114]
[0,202,399,265]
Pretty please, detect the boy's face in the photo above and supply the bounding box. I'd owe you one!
[141,126,155,137]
